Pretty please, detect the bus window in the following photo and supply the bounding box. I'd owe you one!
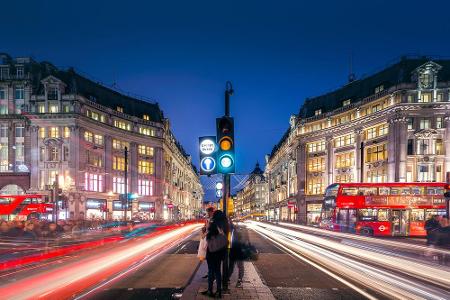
[378,209,389,221]
[342,187,358,196]
[426,187,444,195]
[390,188,400,195]
[0,198,12,205]
[425,209,446,219]
[325,185,339,197]
[411,187,424,195]
[359,188,377,196]
[359,209,378,221]
[400,188,410,195]
[411,209,425,221]
[379,187,390,195]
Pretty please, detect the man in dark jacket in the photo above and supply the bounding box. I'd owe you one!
[425,215,440,245]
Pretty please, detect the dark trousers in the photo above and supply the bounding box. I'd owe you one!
[207,255,222,293]
[228,258,244,281]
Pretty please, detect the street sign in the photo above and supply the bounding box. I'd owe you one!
[199,138,216,155]
[200,157,216,172]
[199,136,217,175]
[216,189,223,198]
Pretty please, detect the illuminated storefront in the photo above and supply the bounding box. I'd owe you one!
[86,199,107,220]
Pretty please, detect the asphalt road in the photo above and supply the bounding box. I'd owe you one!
[245,228,367,300]
[87,233,202,300]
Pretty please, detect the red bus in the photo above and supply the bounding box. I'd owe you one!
[319,182,448,237]
[0,194,53,221]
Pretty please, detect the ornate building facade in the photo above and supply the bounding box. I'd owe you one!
[234,163,267,219]
[266,57,450,225]
[0,54,203,221]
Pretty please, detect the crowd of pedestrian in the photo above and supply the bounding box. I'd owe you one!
[425,215,450,247]
[0,219,115,240]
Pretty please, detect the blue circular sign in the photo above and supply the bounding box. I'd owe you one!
[201,157,216,172]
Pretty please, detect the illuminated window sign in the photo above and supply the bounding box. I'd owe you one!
[86,199,106,209]
[138,201,154,211]
[113,200,130,210]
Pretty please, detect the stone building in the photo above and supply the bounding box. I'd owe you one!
[234,163,267,219]
[266,57,450,225]
[0,53,203,221]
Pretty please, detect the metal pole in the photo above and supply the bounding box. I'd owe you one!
[124,146,128,222]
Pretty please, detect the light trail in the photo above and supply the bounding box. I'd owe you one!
[278,221,450,256]
[0,223,203,300]
[246,221,450,300]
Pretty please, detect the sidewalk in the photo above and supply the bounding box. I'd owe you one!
[181,260,275,300]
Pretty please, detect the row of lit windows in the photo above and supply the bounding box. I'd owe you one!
[112,139,129,150]
[307,157,325,172]
[39,127,71,139]
[334,134,354,148]
[86,109,106,123]
[366,123,388,140]
[138,145,154,156]
[84,131,104,145]
[114,120,131,131]
[112,156,154,174]
[85,173,103,192]
[408,117,445,130]
[307,141,326,153]
[365,144,387,163]
[335,152,354,168]
[139,127,155,136]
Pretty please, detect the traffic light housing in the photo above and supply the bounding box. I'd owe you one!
[216,116,235,174]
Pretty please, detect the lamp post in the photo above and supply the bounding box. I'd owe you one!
[123,146,128,222]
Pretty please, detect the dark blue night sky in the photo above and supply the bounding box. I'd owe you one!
[3,0,450,199]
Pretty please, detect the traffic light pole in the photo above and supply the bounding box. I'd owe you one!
[222,81,233,292]
[124,146,128,222]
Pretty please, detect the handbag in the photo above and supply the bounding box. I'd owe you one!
[207,233,227,253]
[197,237,207,260]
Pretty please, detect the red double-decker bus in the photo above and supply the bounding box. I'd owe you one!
[0,194,53,221]
[319,182,448,237]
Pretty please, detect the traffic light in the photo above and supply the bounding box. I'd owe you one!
[199,136,217,175]
[216,116,235,174]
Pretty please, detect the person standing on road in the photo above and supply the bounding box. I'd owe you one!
[425,215,441,245]
[228,221,246,287]
[201,222,227,298]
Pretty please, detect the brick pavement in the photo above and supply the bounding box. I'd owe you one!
[181,260,275,300]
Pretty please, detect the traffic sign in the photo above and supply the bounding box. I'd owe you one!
[216,189,223,198]
[200,157,216,173]
[200,138,216,155]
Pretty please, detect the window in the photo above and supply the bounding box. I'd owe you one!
[112,139,129,150]
[138,160,154,174]
[38,103,45,113]
[334,134,354,148]
[113,176,126,194]
[16,66,24,78]
[139,127,155,136]
[62,104,71,113]
[406,165,413,182]
[87,151,103,167]
[0,67,9,80]
[314,109,322,116]
[138,145,154,156]
[48,170,58,185]
[0,88,6,115]
[342,99,351,107]
[366,144,387,162]
[63,146,69,161]
[366,124,388,140]
[0,88,5,99]
[407,95,415,103]
[407,139,414,155]
[114,120,131,131]
[335,173,353,183]
[307,177,325,195]
[84,173,103,192]
[47,86,58,100]
[49,127,59,138]
[48,146,59,161]
[84,131,93,143]
[418,165,432,182]
[113,156,126,171]
[416,139,430,155]
[435,139,443,155]
[15,125,24,138]
[372,104,382,113]
[436,117,443,129]
[94,134,103,145]
[437,93,444,102]
[138,179,153,196]
[307,157,325,172]
[419,119,430,129]
[374,84,384,94]
[307,140,326,153]
[366,168,387,183]
[419,93,431,103]
[39,127,46,139]
[407,118,414,130]
[143,114,150,121]
[14,87,24,99]
[116,106,123,113]
[15,144,24,169]
[49,104,59,113]
[335,152,354,168]
[63,127,70,138]
[86,109,105,122]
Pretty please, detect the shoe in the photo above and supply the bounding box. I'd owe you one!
[202,274,208,279]
[200,290,210,295]
[215,291,222,298]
